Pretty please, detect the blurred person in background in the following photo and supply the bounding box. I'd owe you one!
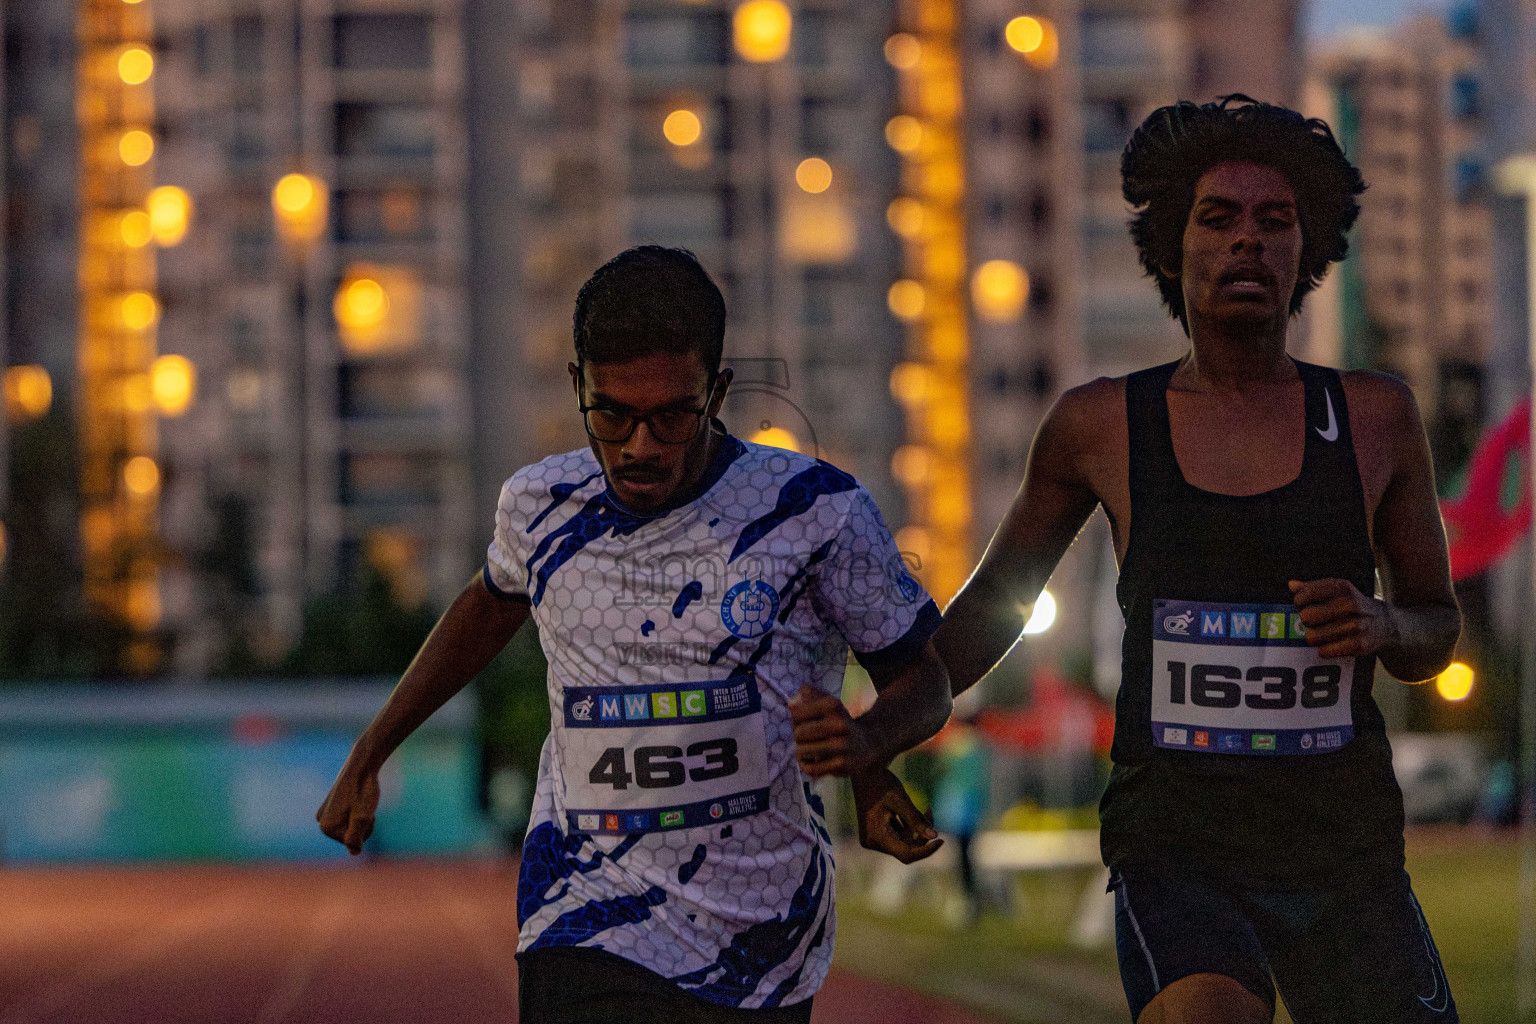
[317,246,951,1022]
[931,713,989,927]
[859,97,1463,1024]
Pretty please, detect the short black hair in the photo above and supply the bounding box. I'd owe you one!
[1121,95,1366,333]
[572,246,726,370]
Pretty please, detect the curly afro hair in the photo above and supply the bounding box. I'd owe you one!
[574,245,726,370]
[1121,94,1365,334]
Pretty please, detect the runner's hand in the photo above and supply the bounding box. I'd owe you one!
[1289,578,1397,659]
[317,765,380,855]
[851,767,943,864]
[789,685,878,777]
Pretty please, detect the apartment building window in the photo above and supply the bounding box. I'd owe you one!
[336,188,430,243]
[232,16,263,75]
[803,270,838,327]
[336,103,435,159]
[624,12,729,66]
[1025,105,1051,147]
[631,191,724,243]
[229,103,266,161]
[1451,73,1481,119]
[334,14,432,70]
[1029,190,1052,235]
[801,98,832,153]
[1081,13,1151,70]
[1083,98,1133,153]
[794,11,830,67]
[338,364,441,418]
[193,24,212,75]
[1031,274,1054,317]
[339,452,436,506]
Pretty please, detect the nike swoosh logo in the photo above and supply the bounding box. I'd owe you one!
[1316,389,1339,442]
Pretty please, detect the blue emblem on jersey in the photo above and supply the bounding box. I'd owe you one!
[887,556,921,605]
[721,579,780,638]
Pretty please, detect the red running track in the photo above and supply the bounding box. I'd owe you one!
[0,861,994,1024]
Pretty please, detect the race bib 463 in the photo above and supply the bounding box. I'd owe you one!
[1151,599,1354,756]
[559,678,772,834]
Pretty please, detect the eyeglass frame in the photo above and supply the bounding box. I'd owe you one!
[575,361,727,445]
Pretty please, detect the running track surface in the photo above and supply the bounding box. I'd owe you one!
[0,861,996,1024]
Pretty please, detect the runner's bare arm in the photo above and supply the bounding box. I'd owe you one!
[789,639,951,778]
[1290,373,1460,681]
[317,573,530,853]
[935,382,1111,696]
[791,641,950,863]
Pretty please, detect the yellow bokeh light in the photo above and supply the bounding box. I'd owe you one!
[120,210,153,248]
[147,186,192,246]
[887,279,927,321]
[1005,16,1045,53]
[795,157,833,194]
[126,581,162,631]
[928,403,969,446]
[273,173,329,243]
[885,115,924,154]
[119,130,154,166]
[1435,662,1473,701]
[889,362,932,404]
[886,197,925,238]
[749,426,800,451]
[120,291,160,330]
[972,259,1030,321]
[930,486,971,529]
[1021,16,1059,68]
[663,109,703,146]
[123,456,160,495]
[734,0,792,62]
[274,173,316,214]
[335,277,390,330]
[151,354,196,416]
[122,374,154,413]
[884,33,921,69]
[891,445,933,485]
[3,365,53,421]
[117,47,154,85]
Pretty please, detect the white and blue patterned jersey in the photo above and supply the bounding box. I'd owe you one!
[484,431,939,1009]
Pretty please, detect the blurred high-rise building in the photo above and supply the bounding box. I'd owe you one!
[466,0,911,520]
[1304,17,1493,411]
[1467,0,1535,652]
[144,3,475,668]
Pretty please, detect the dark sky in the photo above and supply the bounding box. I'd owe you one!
[1306,0,1452,40]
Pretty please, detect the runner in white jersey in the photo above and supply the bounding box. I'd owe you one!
[318,246,952,1023]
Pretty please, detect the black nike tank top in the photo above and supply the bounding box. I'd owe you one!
[1100,358,1406,887]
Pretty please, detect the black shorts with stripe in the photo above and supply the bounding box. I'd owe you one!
[1111,863,1457,1023]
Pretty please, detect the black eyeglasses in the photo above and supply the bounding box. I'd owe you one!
[578,372,720,445]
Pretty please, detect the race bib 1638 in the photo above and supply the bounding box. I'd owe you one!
[1151,599,1354,756]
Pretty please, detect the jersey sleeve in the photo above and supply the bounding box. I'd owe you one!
[484,471,534,603]
[811,485,941,678]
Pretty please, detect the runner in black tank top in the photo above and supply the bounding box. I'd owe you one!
[851,98,1463,1024]
[1101,357,1403,886]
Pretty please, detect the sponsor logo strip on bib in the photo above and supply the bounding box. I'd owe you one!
[1152,599,1354,756]
[562,678,771,834]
